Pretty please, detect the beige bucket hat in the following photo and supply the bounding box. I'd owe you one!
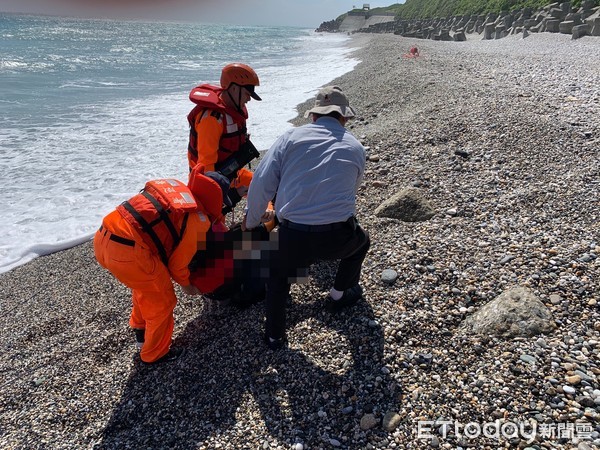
[304,86,356,119]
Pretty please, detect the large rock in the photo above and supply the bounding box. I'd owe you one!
[581,0,595,10]
[494,24,504,38]
[483,23,495,39]
[549,7,567,20]
[588,16,600,36]
[559,20,576,34]
[519,7,532,20]
[524,18,539,28]
[485,12,498,22]
[437,29,452,41]
[475,16,486,33]
[453,31,466,41]
[502,14,514,28]
[572,23,590,39]
[461,286,556,338]
[580,3,598,19]
[564,12,582,23]
[546,18,562,32]
[374,187,435,222]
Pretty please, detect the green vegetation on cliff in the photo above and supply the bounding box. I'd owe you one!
[343,0,599,20]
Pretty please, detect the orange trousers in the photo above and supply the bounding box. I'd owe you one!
[94,227,176,363]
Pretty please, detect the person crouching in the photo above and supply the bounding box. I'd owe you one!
[93,169,232,365]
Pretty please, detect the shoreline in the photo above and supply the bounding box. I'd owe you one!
[1,32,599,449]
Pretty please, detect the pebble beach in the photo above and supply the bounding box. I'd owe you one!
[0,32,599,450]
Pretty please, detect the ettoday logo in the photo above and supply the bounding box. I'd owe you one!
[417,419,594,444]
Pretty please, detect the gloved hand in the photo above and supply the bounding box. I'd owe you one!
[260,209,275,223]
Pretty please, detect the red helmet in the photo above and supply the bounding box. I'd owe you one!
[220,63,261,100]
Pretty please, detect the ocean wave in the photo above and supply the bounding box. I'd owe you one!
[0,60,27,69]
[1,21,361,273]
[109,46,136,53]
[0,234,94,275]
[59,80,132,89]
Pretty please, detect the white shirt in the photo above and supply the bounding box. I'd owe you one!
[246,117,366,229]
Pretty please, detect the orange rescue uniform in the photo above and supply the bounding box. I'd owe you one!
[190,107,255,190]
[187,84,255,193]
[94,206,211,363]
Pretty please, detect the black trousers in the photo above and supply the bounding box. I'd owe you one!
[265,217,370,339]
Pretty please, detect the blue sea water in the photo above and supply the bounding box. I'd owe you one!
[0,13,360,273]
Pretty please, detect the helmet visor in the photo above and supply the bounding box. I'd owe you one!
[242,84,262,101]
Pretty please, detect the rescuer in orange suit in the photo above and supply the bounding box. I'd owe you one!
[94,167,233,365]
[186,63,262,207]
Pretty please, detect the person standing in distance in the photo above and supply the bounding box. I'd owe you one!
[243,85,370,349]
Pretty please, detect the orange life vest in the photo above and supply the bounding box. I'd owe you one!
[187,84,249,171]
[116,179,199,265]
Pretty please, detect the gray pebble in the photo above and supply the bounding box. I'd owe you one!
[342,406,354,414]
[381,269,398,284]
[520,354,537,364]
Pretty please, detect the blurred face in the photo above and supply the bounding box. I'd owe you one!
[241,87,253,105]
[226,84,251,108]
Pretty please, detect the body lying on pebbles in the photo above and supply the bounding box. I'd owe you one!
[0,32,598,449]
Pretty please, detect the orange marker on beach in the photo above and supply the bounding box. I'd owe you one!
[403,46,420,58]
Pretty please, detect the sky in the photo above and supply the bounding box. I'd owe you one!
[0,0,399,28]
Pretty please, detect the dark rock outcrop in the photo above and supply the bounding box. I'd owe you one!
[316,18,342,33]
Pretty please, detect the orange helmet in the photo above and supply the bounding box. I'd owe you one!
[220,63,261,100]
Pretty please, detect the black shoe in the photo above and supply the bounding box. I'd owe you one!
[325,285,364,313]
[263,332,286,350]
[133,328,145,351]
[141,347,185,365]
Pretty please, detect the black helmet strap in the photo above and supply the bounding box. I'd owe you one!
[226,84,245,116]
